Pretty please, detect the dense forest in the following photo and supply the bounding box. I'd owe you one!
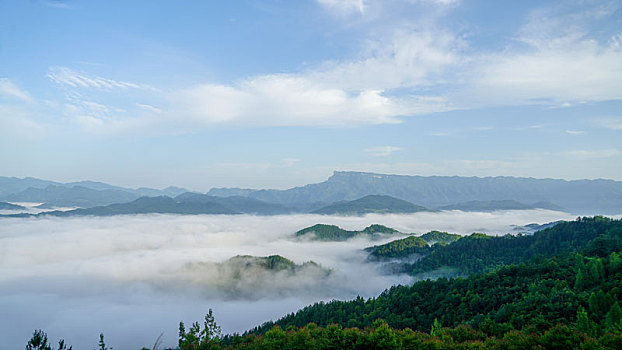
[25,217,622,349]
[295,223,399,241]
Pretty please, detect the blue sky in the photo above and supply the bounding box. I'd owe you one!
[1,0,621,190]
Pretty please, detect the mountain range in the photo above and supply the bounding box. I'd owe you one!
[2,171,622,214]
[209,171,622,214]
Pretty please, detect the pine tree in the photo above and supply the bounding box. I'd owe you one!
[605,301,622,332]
[575,306,597,337]
[26,330,51,350]
[430,318,442,337]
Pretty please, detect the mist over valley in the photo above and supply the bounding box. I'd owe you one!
[0,209,580,349]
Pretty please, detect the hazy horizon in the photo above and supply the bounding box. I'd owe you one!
[4,170,622,194]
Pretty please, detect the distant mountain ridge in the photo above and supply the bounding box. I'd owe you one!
[0,201,25,210]
[312,195,429,215]
[208,171,622,214]
[0,176,189,208]
[3,172,622,214]
[3,194,295,217]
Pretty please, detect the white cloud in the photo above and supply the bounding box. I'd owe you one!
[280,158,301,167]
[565,130,584,135]
[39,2,622,133]
[0,78,32,102]
[47,67,141,90]
[316,0,366,15]
[170,75,441,127]
[365,146,403,157]
[597,117,622,130]
[467,3,622,106]
[136,103,162,114]
[564,149,620,159]
[313,30,461,91]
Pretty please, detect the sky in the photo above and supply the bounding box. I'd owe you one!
[1,0,621,191]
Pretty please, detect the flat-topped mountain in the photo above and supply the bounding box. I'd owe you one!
[208,171,622,214]
[312,195,429,215]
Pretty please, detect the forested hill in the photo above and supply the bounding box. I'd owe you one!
[295,224,400,241]
[245,217,622,340]
[407,216,622,275]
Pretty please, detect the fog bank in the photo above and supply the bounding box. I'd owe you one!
[0,210,577,349]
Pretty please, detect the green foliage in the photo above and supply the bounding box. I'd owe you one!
[430,318,442,337]
[26,330,51,350]
[365,236,431,260]
[409,216,622,275]
[26,330,71,350]
[179,309,222,350]
[247,218,622,341]
[420,231,462,244]
[296,224,401,241]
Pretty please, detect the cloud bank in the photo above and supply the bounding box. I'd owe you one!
[0,210,577,349]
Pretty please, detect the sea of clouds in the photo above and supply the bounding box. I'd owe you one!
[0,210,579,349]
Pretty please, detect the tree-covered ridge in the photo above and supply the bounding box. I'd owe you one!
[295,223,401,241]
[219,321,622,350]
[407,216,622,275]
[181,255,332,299]
[365,236,431,260]
[226,255,315,272]
[364,231,462,261]
[312,195,430,215]
[247,241,622,343]
[420,231,462,244]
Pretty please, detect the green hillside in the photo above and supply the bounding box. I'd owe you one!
[365,236,431,260]
[244,217,622,343]
[295,223,400,241]
[312,195,429,215]
[420,230,462,244]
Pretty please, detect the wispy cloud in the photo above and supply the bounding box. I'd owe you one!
[564,149,620,159]
[280,158,301,167]
[0,78,32,102]
[565,130,584,135]
[38,1,622,134]
[596,117,622,130]
[364,146,403,157]
[47,67,141,90]
[316,0,366,15]
[468,2,622,106]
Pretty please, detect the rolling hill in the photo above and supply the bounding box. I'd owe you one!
[312,195,429,215]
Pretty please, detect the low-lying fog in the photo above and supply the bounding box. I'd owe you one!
[0,210,577,349]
